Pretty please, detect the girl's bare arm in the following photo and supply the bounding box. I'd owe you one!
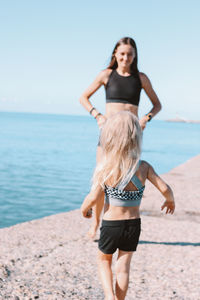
[81,186,104,218]
[147,163,175,214]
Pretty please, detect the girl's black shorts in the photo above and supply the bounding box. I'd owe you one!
[98,218,141,254]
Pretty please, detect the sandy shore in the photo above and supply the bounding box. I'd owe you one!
[0,155,200,299]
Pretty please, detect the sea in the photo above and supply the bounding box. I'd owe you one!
[0,111,199,228]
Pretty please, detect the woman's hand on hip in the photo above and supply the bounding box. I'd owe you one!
[139,116,148,130]
[96,114,107,128]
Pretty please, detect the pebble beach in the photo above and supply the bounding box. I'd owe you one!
[0,155,200,299]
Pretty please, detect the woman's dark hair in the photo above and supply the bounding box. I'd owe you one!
[107,37,139,74]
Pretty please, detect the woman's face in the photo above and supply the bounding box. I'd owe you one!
[115,44,135,69]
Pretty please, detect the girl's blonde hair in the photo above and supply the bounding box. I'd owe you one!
[92,111,142,191]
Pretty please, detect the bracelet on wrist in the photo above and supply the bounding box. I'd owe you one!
[94,113,102,120]
[145,113,153,122]
[89,107,96,115]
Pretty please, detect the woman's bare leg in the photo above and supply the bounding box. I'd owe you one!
[87,146,104,238]
[115,250,133,300]
[98,250,115,300]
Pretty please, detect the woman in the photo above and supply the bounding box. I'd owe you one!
[79,37,162,238]
[81,112,175,300]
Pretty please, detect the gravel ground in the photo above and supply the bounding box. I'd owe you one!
[0,155,199,300]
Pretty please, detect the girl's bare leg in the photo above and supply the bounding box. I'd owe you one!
[115,250,133,300]
[88,146,104,238]
[98,250,115,300]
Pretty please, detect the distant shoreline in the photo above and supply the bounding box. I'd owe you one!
[166,118,200,124]
[1,111,200,123]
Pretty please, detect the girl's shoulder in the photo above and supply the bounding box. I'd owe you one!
[138,160,151,174]
[139,160,157,178]
[139,159,149,167]
[137,160,153,185]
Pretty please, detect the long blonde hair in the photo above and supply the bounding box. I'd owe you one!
[92,111,142,191]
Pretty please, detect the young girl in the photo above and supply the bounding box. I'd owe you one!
[79,37,162,238]
[81,111,175,300]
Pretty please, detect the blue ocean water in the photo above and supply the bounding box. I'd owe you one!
[0,112,199,228]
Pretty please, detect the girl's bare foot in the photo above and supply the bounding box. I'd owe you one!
[105,296,115,300]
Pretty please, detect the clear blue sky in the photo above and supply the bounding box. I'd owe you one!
[0,0,199,120]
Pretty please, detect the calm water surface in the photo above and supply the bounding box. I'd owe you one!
[0,112,199,228]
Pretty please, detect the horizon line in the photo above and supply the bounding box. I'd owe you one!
[0,110,199,123]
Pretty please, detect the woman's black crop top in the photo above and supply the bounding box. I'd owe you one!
[105,69,142,106]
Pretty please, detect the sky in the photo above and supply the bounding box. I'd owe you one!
[0,0,200,120]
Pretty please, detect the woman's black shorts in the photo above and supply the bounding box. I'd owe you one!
[98,218,141,254]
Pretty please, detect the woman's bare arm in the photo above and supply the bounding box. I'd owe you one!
[79,69,111,126]
[139,73,162,129]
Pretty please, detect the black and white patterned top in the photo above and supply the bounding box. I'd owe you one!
[104,174,145,207]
